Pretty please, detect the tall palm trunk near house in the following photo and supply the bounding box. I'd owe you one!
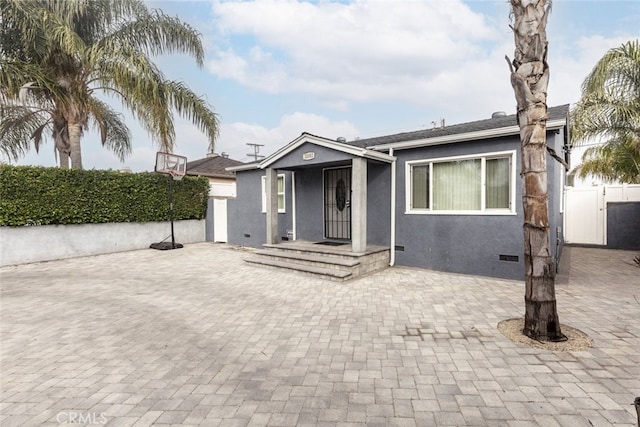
[507,0,565,341]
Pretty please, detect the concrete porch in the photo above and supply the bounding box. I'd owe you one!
[244,240,390,281]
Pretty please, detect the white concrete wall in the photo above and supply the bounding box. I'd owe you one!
[0,220,205,266]
[209,180,236,198]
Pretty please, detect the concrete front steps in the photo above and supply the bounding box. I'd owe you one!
[244,240,390,281]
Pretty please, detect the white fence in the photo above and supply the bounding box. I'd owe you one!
[0,220,205,266]
[564,184,640,245]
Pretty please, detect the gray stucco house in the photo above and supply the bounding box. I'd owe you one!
[227,105,570,280]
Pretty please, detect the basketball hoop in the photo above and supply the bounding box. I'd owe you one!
[155,152,187,180]
[169,170,184,181]
[151,152,188,251]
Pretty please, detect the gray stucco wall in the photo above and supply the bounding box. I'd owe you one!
[206,198,214,242]
[393,131,565,280]
[228,169,265,247]
[227,169,293,248]
[294,166,326,242]
[367,162,391,246]
[547,129,566,271]
[607,202,640,249]
[269,143,356,170]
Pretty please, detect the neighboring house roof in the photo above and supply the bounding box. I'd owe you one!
[349,104,570,151]
[186,154,244,178]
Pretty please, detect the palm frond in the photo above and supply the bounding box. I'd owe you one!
[570,39,640,185]
[0,104,50,160]
[581,40,640,100]
[164,80,220,150]
[102,10,205,66]
[574,135,640,184]
[86,97,132,162]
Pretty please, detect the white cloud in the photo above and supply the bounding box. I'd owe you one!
[206,0,639,125]
[548,35,637,108]
[207,0,502,109]
[215,112,359,162]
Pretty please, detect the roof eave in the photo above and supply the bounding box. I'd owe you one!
[367,118,567,151]
[187,172,237,179]
[226,163,261,172]
[259,134,395,169]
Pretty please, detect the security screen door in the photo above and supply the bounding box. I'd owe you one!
[324,167,351,240]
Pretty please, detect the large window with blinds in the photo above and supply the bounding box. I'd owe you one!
[406,151,515,214]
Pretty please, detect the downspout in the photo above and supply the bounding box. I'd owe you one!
[389,148,396,266]
[292,171,297,240]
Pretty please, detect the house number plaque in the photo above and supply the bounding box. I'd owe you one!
[302,152,315,161]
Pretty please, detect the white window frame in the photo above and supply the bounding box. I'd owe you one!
[405,150,516,215]
[261,174,286,213]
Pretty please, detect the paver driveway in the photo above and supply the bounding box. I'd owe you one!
[1,244,639,426]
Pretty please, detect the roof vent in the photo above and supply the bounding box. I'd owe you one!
[337,137,347,143]
[492,111,507,119]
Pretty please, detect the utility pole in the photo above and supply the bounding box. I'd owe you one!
[247,143,265,162]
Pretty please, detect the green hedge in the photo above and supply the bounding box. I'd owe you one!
[0,165,209,226]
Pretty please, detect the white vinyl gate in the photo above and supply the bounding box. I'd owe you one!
[564,184,640,245]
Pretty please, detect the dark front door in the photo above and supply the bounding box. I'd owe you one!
[324,167,351,240]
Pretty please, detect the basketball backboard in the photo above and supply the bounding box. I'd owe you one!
[155,152,187,180]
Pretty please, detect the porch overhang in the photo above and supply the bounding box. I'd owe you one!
[259,133,395,169]
[226,133,396,174]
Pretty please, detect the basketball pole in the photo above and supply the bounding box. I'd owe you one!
[169,174,176,249]
[150,151,186,251]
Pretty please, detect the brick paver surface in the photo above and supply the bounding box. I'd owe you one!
[1,244,639,426]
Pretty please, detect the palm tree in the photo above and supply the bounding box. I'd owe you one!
[573,137,640,184]
[507,0,565,341]
[571,40,640,184]
[0,0,219,169]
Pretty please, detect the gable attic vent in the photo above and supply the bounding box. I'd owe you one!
[492,111,507,118]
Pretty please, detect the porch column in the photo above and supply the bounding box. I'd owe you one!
[265,168,278,244]
[351,157,367,253]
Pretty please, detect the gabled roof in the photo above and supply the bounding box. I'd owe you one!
[227,133,396,171]
[348,104,570,151]
[186,154,244,178]
[260,132,395,168]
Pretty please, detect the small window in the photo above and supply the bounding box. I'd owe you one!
[407,151,515,214]
[412,165,429,209]
[261,174,285,213]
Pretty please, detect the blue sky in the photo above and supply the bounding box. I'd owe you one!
[6,0,640,171]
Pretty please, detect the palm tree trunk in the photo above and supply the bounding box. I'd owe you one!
[53,114,70,169]
[58,149,70,169]
[68,118,83,170]
[508,0,565,341]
